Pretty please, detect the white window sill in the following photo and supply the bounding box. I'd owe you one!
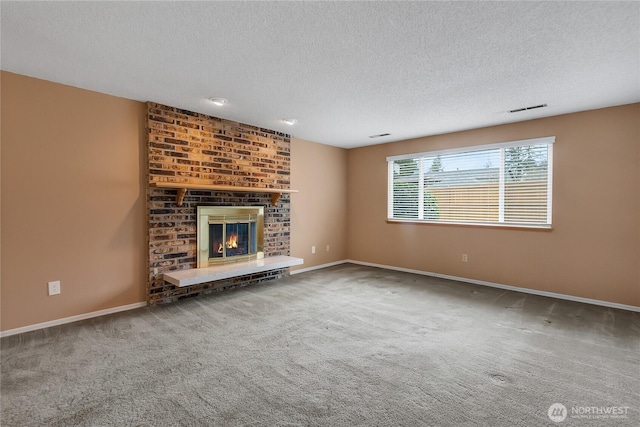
[386,218,553,231]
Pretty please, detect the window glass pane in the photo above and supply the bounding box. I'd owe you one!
[388,138,553,227]
[392,159,420,219]
[504,145,549,224]
[423,149,499,223]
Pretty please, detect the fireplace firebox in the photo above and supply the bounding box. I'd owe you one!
[197,206,264,267]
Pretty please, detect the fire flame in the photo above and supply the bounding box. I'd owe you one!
[216,233,240,254]
[226,233,238,249]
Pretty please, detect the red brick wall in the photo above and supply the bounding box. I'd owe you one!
[148,102,290,187]
[147,103,291,304]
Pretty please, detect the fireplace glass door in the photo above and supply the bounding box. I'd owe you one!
[197,206,264,267]
[208,218,257,259]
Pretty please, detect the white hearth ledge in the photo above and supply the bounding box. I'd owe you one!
[163,255,304,287]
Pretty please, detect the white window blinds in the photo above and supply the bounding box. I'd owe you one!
[387,137,554,227]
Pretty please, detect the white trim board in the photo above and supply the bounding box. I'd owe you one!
[3,260,637,337]
[290,260,349,275]
[345,260,640,313]
[0,302,148,338]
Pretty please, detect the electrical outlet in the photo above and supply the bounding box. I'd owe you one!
[311,246,316,254]
[326,245,330,252]
[48,280,61,296]
[462,254,468,263]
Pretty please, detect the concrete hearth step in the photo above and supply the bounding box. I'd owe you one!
[163,255,304,287]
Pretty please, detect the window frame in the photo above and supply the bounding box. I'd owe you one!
[387,136,555,229]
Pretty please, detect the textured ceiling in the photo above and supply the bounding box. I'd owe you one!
[1,1,639,148]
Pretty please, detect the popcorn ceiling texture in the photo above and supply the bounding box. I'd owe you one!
[147,102,292,305]
[4,3,638,148]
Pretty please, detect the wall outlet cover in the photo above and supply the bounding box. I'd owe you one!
[48,280,61,296]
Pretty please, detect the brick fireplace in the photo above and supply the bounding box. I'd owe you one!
[147,102,292,304]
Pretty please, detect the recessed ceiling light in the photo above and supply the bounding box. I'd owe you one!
[208,97,228,106]
[281,119,297,125]
[369,133,391,138]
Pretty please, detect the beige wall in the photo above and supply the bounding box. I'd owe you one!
[290,137,348,270]
[2,71,637,332]
[1,72,148,331]
[347,104,640,307]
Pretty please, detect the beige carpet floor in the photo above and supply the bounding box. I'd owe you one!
[1,263,639,426]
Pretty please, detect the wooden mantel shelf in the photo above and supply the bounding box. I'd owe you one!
[149,182,299,206]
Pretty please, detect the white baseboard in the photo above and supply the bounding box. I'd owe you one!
[0,301,148,338]
[345,260,640,313]
[4,260,637,337]
[290,260,349,275]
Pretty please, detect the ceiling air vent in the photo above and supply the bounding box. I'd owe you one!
[509,104,548,113]
[369,133,391,138]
